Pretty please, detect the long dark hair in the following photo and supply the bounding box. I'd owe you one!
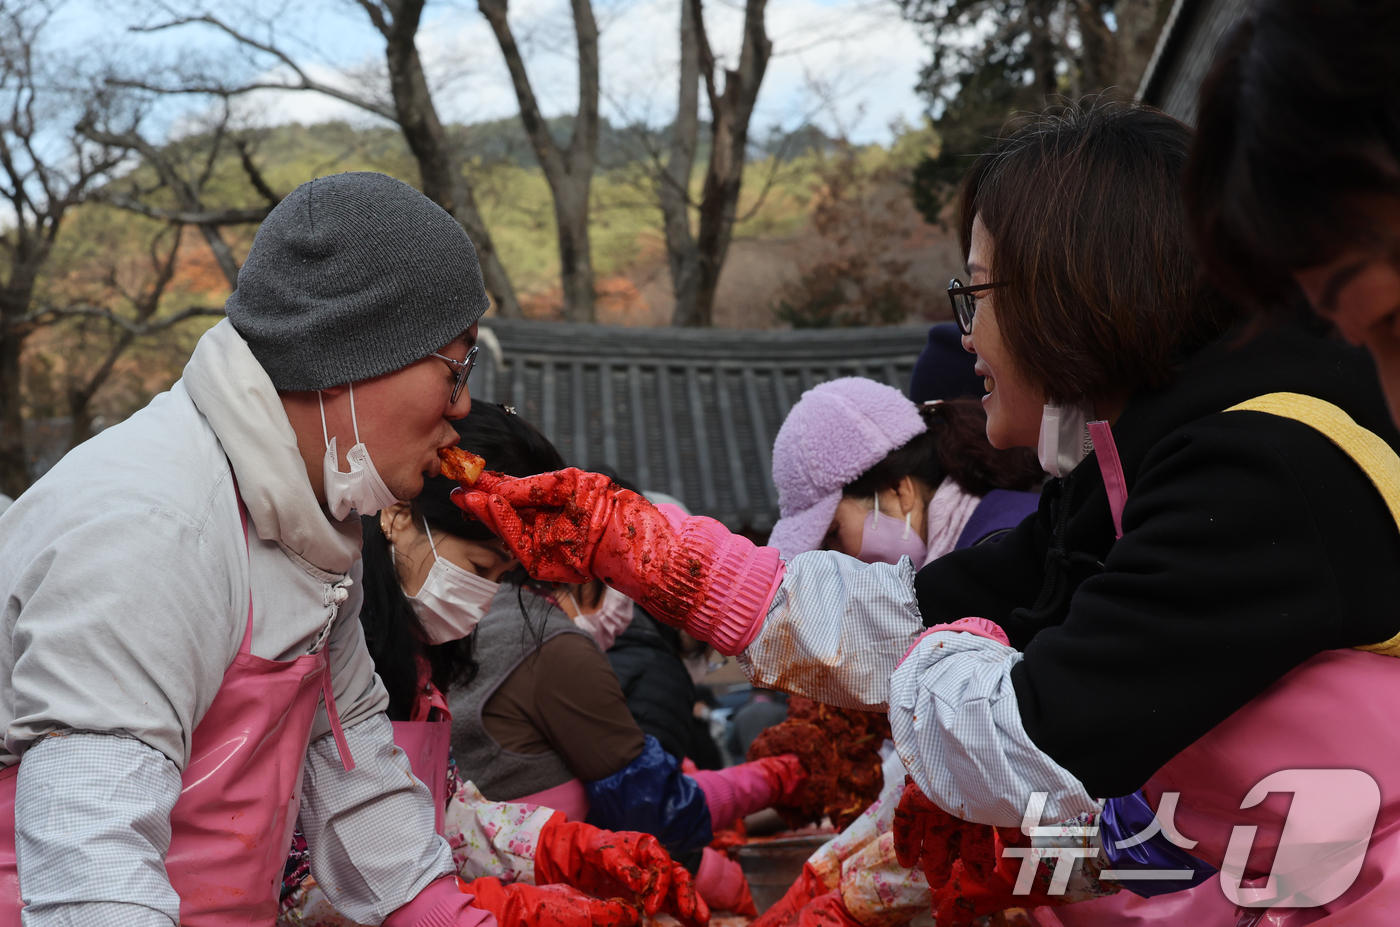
[360,402,567,721]
[843,397,1042,498]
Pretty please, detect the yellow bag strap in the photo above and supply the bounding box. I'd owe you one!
[1226,392,1400,657]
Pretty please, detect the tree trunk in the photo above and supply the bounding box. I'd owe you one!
[196,223,241,290]
[381,0,524,319]
[1075,0,1120,94]
[0,319,29,498]
[66,329,135,449]
[676,0,770,327]
[479,0,600,322]
[661,0,702,325]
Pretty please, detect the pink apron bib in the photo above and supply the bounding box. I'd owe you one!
[0,495,354,926]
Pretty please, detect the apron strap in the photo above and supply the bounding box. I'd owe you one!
[321,668,356,772]
[1226,391,1400,657]
[234,478,255,655]
[1088,420,1128,540]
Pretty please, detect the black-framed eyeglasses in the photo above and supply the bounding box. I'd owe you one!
[431,344,479,403]
[947,278,1002,335]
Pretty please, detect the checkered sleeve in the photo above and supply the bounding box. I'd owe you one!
[14,732,182,927]
[887,630,1097,828]
[737,551,926,711]
[299,713,454,925]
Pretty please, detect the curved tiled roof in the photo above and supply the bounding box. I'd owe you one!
[473,319,928,531]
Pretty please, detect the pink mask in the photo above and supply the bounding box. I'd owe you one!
[570,585,635,651]
[856,497,927,565]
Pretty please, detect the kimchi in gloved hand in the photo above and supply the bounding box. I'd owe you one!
[447,468,784,656]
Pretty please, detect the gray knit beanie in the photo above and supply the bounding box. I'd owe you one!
[225,172,490,391]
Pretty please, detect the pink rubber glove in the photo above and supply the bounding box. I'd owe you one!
[898,617,1010,667]
[689,754,807,830]
[383,877,499,927]
[694,847,758,916]
[453,470,785,655]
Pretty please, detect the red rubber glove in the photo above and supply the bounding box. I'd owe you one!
[534,814,709,927]
[454,470,784,654]
[890,776,1001,884]
[783,890,865,927]
[749,863,829,927]
[462,877,641,927]
[929,840,1071,927]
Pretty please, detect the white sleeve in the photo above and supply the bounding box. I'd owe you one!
[299,713,453,924]
[737,551,924,711]
[887,630,1097,827]
[15,732,182,927]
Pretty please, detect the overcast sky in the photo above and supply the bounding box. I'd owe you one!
[56,0,932,145]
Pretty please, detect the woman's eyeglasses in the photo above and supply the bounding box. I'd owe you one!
[947,279,1002,336]
[431,344,479,403]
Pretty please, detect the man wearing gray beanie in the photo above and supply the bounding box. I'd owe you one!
[0,173,668,927]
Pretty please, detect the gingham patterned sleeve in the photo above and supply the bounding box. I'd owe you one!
[14,732,182,927]
[737,550,926,711]
[299,713,454,924]
[887,629,1097,827]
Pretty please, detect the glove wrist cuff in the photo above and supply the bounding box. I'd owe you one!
[656,519,784,656]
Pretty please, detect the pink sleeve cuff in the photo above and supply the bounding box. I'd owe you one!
[690,762,778,830]
[897,617,1010,666]
[675,518,785,656]
[384,877,498,927]
[695,846,748,912]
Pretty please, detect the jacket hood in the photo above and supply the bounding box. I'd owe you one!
[183,319,361,574]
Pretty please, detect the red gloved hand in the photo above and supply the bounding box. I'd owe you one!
[749,863,829,927]
[929,841,1070,927]
[462,877,640,927]
[782,890,865,927]
[890,777,1000,884]
[754,754,808,804]
[453,469,783,654]
[534,814,709,927]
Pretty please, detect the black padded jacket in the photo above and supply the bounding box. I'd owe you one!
[915,323,1400,799]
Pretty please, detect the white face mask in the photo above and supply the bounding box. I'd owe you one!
[569,585,635,652]
[320,383,401,520]
[1037,401,1096,478]
[406,516,500,644]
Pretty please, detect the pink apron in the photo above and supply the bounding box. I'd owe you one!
[394,659,453,836]
[0,496,355,926]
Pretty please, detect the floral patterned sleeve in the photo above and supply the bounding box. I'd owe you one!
[277,780,558,927]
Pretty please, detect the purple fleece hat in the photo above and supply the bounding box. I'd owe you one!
[769,377,928,559]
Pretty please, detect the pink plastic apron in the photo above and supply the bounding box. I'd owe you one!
[0,495,354,926]
[394,659,453,836]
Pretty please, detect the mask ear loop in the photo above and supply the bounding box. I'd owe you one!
[348,382,362,447]
[902,511,913,540]
[872,494,880,528]
[421,513,440,564]
[318,391,330,448]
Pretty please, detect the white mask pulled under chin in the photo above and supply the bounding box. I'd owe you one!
[569,585,635,652]
[406,516,500,644]
[1037,400,1097,478]
[320,383,401,520]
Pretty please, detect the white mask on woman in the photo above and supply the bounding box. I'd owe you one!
[569,585,635,651]
[1037,400,1096,478]
[320,382,401,520]
[406,516,500,644]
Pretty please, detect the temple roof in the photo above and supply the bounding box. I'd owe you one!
[473,319,928,531]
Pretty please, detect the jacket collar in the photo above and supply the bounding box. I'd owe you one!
[182,319,361,575]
